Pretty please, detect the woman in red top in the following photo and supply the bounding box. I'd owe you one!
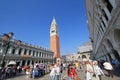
[68,64,77,80]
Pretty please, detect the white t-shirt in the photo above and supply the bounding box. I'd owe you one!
[94,65,104,75]
[50,68,56,76]
[103,62,113,70]
[55,66,60,75]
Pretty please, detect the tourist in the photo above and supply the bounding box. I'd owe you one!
[50,64,56,80]
[103,61,114,78]
[67,64,77,80]
[93,61,104,80]
[85,61,93,80]
[55,63,61,80]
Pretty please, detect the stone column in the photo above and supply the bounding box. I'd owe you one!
[37,60,39,63]
[5,60,9,67]
[43,53,44,57]
[26,50,29,55]
[41,52,42,57]
[20,60,23,66]
[8,47,13,54]
[34,51,37,57]
[34,60,36,65]
[30,60,32,65]
[15,48,20,55]
[38,52,40,57]
[31,50,33,56]
[25,60,28,65]
[21,49,25,56]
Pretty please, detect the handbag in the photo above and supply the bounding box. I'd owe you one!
[92,66,96,77]
[93,73,96,77]
[74,75,81,80]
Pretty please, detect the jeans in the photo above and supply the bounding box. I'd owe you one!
[56,75,60,80]
[51,75,55,80]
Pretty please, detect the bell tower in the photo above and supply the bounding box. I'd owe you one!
[50,17,60,61]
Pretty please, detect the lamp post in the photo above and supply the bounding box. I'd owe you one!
[0,32,22,68]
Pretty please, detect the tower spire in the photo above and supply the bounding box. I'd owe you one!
[50,17,60,62]
[51,17,57,25]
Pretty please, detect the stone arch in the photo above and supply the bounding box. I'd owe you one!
[78,56,81,59]
[82,55,86,58]
[111,29,120,62]
[27,60,30,65]
[77,55,81,61]
[111,49,120,62]
[102,44,112,62]
[82,55,87,61]
[22,60,25,66]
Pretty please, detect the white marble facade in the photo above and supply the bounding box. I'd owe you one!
[0,40,54,66]
[86,0,120,62]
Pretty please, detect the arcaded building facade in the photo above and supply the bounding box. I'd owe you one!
[86,0,120,63]
[0,39,54,66]
[66,42,92,62]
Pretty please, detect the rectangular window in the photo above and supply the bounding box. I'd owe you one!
[18,48,22,55]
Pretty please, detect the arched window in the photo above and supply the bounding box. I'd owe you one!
[78,56,81,59]
[82,55,86,58]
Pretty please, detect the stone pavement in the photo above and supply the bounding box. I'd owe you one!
[6,69,120,80]
[101,70,120,80]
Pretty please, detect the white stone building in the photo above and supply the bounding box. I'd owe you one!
[86,0,120,63]
[66,42,92,62]
[78,42,92,53]
[0,39,54,66]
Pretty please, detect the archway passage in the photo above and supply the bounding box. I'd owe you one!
[107,53,112,63]
[78,56,80,59]
[82,55,86,58]
[22,60,25,66]
[82,55,87,61]
[113,29,120,62]
[113,50,120,62]
[27,60,30,65]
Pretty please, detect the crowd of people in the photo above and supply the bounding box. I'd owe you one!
[0,65,22,80]
[0,59,119,80]
[0,63,47,80]
[49,61,81,80]
[49,59,117,80]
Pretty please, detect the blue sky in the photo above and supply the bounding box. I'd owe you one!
[0,0,90,55]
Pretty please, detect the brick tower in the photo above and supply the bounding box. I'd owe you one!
[50,17,60,61]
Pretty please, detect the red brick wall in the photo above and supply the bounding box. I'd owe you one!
[50,35,60,58]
